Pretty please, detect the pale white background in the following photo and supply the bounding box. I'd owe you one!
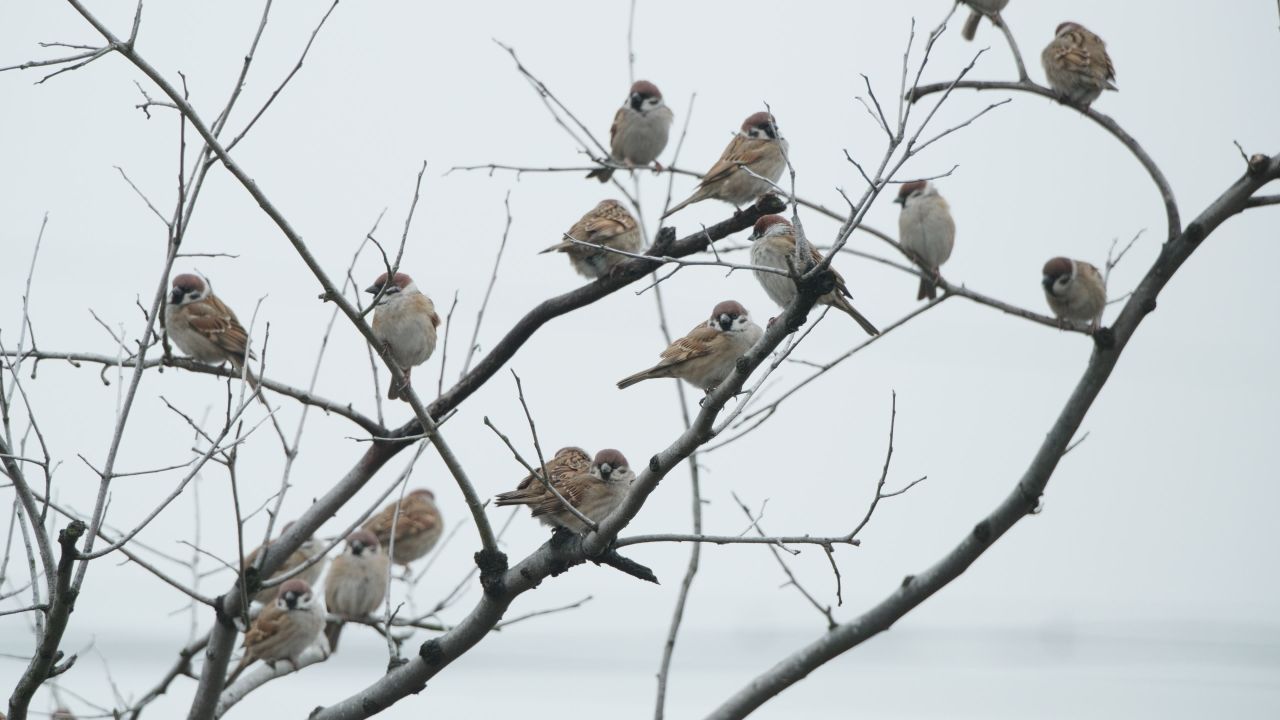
[1,1,1278,718]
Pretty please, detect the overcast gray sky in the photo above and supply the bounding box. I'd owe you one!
[2,1,1278,718]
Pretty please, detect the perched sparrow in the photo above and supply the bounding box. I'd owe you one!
[587,80,674,183]
[323,529,389,651]
[961,0,1008,41]
[1042,257,1106,326]
[242,522,326,606]
[165,273,254,367]
[663,112,788,217]
[495,449,635,533]
[366,272,440,401]
[895,180,956,300]
[361,488,443,566]
[52,710,76,720]
[226,578,324,684]
[540,200,644,279]
[749,216,879,335]
[616,301,763,392]
[1041,22,1116,107]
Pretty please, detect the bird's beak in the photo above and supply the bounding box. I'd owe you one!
[169,288,184,305]
[630,93,644,110]
[1041,276,1055,292]
[892,196,905,206]
[365,284,380,295]
[718,315,733,331]
[352,541,365,555]
[599,464,613,481]
[284,593,298,609]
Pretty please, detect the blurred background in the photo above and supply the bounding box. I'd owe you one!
[1,0,1278,717]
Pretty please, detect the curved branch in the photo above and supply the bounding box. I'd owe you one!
[701,154,1279,720]
[908,79,1181,240]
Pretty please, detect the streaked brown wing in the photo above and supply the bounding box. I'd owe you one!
[243,604,285,651]
[365,496,439,543]
[657,325,719,367]
[607,106,625,158]
[187,297,250,358]
[530,473,593,518]
[798,241,853,299]
[516,447,591,491]
[698,135,758,188]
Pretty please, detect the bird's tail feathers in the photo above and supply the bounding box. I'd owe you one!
[832,296,880,336]
[961,9,983,40]
[616,367,661,389]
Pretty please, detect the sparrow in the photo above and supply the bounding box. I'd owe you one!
[1042,257,1106,326]
[495,449,635,533]
[165,273,254,367]
[748,216,879,335]
[616,301,763,392]
[540,200,644,279]
[242,522,327,606]
[663,112,788,217]
[366,272,440,401]
[587,80,674,183]
[895,180,956,300]
[1041,21,1116,107]
[961,0,1008,41]
[323,529,390,651]
[226,578,324,684]
[361,488,443,566]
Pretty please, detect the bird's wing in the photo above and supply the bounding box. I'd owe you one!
[657,324,721,367]
[186,297,251,358]
[697,135,760,188]
[529,473,593,518]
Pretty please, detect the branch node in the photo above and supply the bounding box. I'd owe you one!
[1248,153,1270,175]
[900,574,914,588]
[473,548,509,596]
[972,520,992,544]
[1184,221,1206,245]
[649,455,661,473]
[1091,327,1116,350]
[1141,298,1158,315]
[418,638,445,666]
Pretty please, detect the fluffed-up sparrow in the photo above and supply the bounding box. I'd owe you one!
[961,0,1009,41]
[587,80,674,183]
[1041,21,1116,107]
[749,216,879,335]
[540,199,644,278]
[663,112,788,217]
[242,522,326,606]
[366,272,440,401]
[361,488,443,566]
[895,180,956,300]
[226,578,324,684]
[1042,257,1106,326]
[323,529,390,651]
[495,449,634,533]
[165,273,255,367]
[616,300,763,392]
